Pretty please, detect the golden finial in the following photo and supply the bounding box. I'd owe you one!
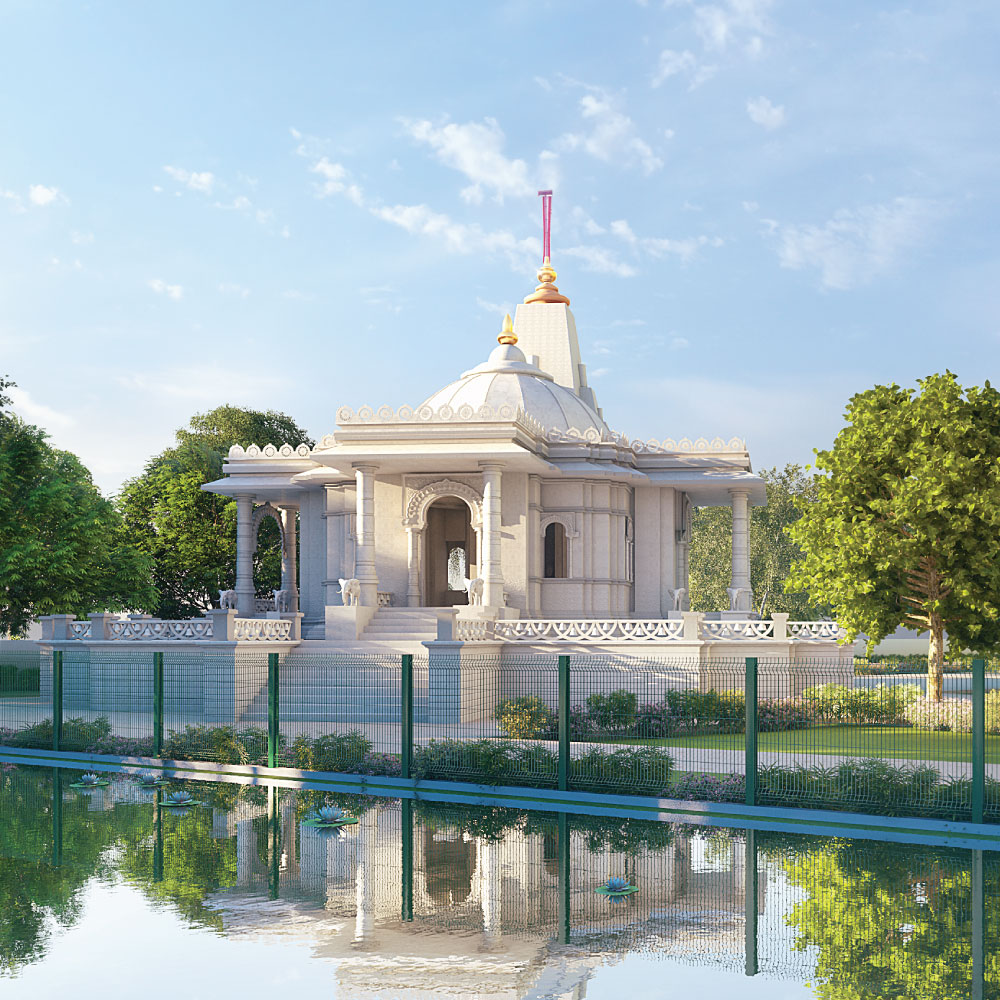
[524,256,570,305]
[497,312,517,345]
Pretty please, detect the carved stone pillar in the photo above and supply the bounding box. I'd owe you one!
[406,526,422,607]
[729,489,753,613]
[235,493,255,617]
[279,506,299,613]
[480,463,504,607]
[353,465,378,607]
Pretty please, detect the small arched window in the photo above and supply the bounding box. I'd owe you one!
[543,522,567,579]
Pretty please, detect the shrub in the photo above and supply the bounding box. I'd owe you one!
[904,691,1000,734]
[162,724,271,765]
[757,697,811,732]
[0,665,16,691]
[413,738,558,787]
[289,731,372,771]
[585,689,638,733]
[494,696,555,739]
[570,745,672,796]
[802,683,921,725]
[669,771,745,802]
[16,667,39,692]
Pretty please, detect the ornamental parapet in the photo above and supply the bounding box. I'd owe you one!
[43,615,295,643]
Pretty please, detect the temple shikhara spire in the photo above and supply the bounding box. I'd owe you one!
[497,312,517,345]
[524,189,570,305]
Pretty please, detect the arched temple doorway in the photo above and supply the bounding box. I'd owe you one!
[424,497,477,607]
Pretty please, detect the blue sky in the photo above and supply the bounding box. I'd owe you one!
[2,1,998,493]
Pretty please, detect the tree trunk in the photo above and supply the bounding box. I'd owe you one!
[927,615,945,702]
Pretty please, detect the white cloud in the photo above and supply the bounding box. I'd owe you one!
[746,96,785,130]
[163,166,215,194]
[590,368,611,378]
[557,93,663,175]
[742,200,759,212]
[310,158,365,205]
[670,336,691,350]
[775,197,940,290]
[218,283,250,297]
[401,117,534,203]
[71,230,94,245]
[28,184,65,206]
[8,387,74,430]
[1,189,25,212]
[693,0,773,53]
[564,245,637,278]
[610,217,724,262]
[475,297,510,316]
[652,49,697,86]
[148,278,183,300]
[282,289,315,301]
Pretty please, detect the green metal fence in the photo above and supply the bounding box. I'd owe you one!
[0,647,995,822]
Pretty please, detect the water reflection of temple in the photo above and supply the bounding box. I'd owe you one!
[202,795,770,999]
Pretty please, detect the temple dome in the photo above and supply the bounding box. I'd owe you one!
[419,342,608,438]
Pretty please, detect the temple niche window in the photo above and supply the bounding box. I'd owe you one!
[447,544,468,591]
[543,522,567,579]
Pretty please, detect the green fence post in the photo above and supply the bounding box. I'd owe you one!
[267,653,280,769]
[153,789,163,884]
[745,657,758,808]
[558,812,570,944]
[268,785,280,901]
[51,768,62,868]
[52,650,63,753]
[153,652,164,757]
[401,654,413,780]
[401,798,414,921]
[745,828,758,976]
[972,849,984,1000]
[972,657,985,824]
[558,655,570,792]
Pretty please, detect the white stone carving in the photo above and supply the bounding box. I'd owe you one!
[233,618,293,641]
[666,588,687,612]
[404,479,483,530]
[726,586,752,612]
[338,577,361,606]
[788,621,847,641]
[255,597,274,613]
[107,619,214,640]
[219,589,238,610]
[701,620,775,640]
[463,577,484,606]
[68,622,91,639]
[377,591,394,608]
[455,619,495,641]
[272,589,291,612]
[489,619,687,642]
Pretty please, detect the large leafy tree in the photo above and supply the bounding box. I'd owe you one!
[0,378,155,636]
[117,405,312,619]
[689,464,830,619]
[787,372,1000,700]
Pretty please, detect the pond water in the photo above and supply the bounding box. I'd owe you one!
[0,764,995,999]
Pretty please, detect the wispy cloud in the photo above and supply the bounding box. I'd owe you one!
[163,165,215,194]
[400,117,535,204]
[746,96,785,130]
[775,197,941,290]
[8,387,74,430]
[651,48,716,89]
[311,157,365,205]
[218,283,250,297]
[692,0,773,54]
[29,184,66,206]
[148,278,183,300]
[556,91,663,175]
[610,217,724,262]
[564,245,637,277]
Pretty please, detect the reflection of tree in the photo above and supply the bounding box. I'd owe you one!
[0,769,132,974]
[781,843,998,999]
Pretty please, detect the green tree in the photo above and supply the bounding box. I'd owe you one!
[787,373,1000,700]
[689,464,830,619]
[117,405,312,619]
[0,383,155,636]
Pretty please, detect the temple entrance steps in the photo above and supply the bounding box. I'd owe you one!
[360,608,440,642]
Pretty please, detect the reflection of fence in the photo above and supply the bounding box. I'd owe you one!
[0,649,995,822]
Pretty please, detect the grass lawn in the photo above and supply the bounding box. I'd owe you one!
[607,725,999,764]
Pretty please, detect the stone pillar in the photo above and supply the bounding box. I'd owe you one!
[729,489,753,613]
[480,463,504,608]
[235,493,256,617]
[406,526,422,607]
[353,465,378,607]
[279,506,299,612]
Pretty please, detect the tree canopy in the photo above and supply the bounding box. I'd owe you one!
[0,379,155,636]
[689,464,830,619]
[787,372,1000,699]
[117,404,312,619]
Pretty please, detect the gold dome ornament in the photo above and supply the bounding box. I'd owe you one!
[523,256,570,305]
[497,313,518,346]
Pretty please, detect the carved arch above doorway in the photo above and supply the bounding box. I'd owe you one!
[403,479,483,531]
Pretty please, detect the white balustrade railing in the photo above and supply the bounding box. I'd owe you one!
[455,619,496,641]
[107,619,214,641]
[254,598,275,614]
[788,621,846,641]
[492,619,688,642]
[700,620,775,640]
[67,622,91,639]
[233,618,293,641]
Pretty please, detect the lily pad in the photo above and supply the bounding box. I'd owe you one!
[594,884,639,897]
[69,780,111,789]
[161,799,204,808]
[301,815,359,829]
